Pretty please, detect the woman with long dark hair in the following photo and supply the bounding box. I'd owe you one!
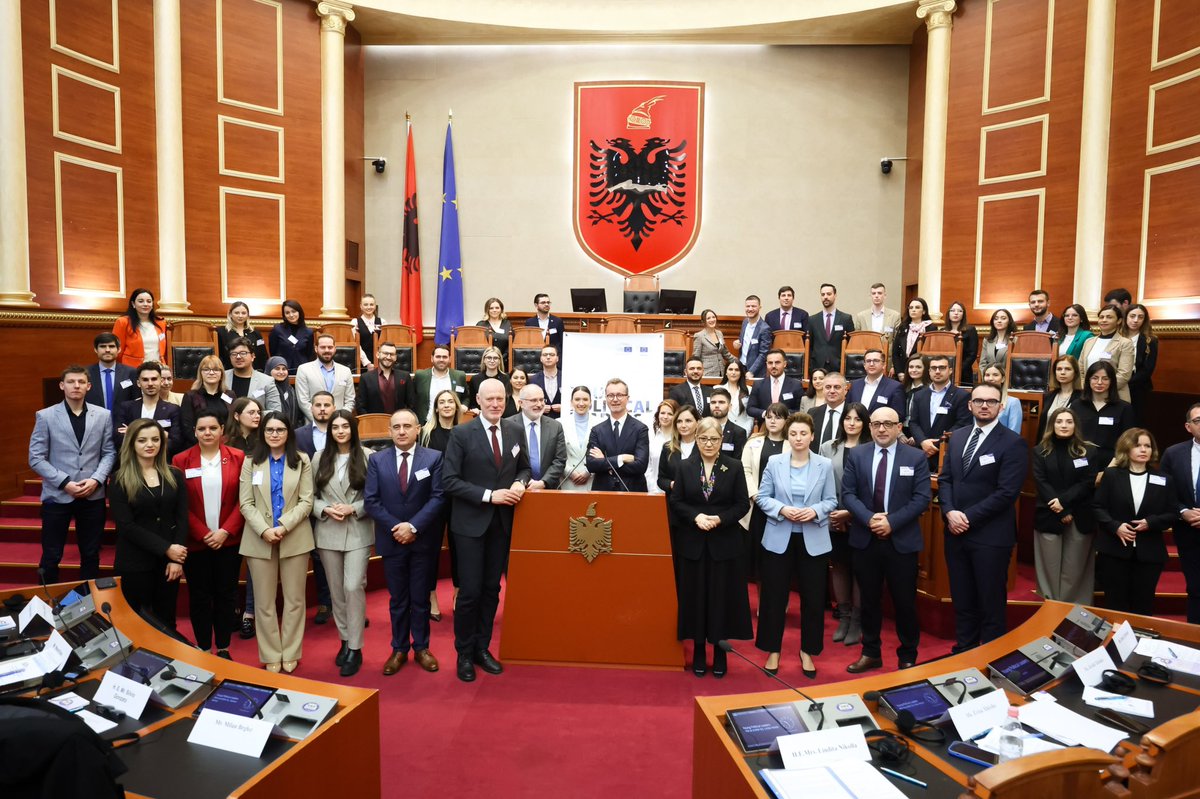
[800,368,827,413]
[1075,361,1135,469]
[942,301,978,386]
[718,359,753,434]
[891,298,935,376]
[172,411,245,658]
[268,299,314,374]
[1123,303,1158,423]
[1032,408,1097,603]
[821,402,868,645]
[311,410,372,676]
[239,411,314,673]
[1057,303,1093,360]
[1080,305,1134,401]
[741,403,789,583]
[978,308,1014,375]
[421,389,466,620]
[900,356,928,445]
[218,301,267,371]
[110,419,188,628]
[1038,355,1082,439]
[112,288,167,367]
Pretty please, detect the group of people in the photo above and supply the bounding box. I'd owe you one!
[25,282,1198,685]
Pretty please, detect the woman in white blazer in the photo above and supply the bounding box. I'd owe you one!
[561,386,596,492]
[1079,305,1134,402]
[755,412,838,678]
[239,411,314,674]
[311,410,373,677]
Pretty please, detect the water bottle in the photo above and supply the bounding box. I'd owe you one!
[997,706,1024,763]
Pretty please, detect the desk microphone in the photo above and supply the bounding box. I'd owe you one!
[35,567,64,622]
[100,601,146,685]
[717,640,825,729]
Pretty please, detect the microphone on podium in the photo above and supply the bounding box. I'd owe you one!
[717,640,825,729]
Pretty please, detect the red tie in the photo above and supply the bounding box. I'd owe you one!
[825,313,833,339]
[490,425,502,467]
[398,451,409,493]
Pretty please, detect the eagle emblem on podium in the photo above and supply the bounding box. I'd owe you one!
[568,502,613,564]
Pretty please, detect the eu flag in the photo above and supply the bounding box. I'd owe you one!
[434,121,463,345]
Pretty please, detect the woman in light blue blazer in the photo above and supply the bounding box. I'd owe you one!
[755,412,838,678]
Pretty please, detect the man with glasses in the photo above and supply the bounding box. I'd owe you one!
[841,407,931,673]
[503,384,567,490]
[586,378,650,492]
[747,350,803,421]
[1160,403,1200,623]
[357,341,413,416]
[847,348,906,422]
[528,344,563,418]
[939,384,1029,652]
[223,337,281,412]
[296,333,355,421]
[908,354,971,468]
[524,293,565,355]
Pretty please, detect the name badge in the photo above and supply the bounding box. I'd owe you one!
[749,338,758,345]
[834,325,844,332]
[454,385,465,393]
[1150,475,1167,486]
[721,443,734,451]
[256,340,264,347]
[1099,416,1115,426]
[782,392,794,401]
[120,379,133,389]
[979,453,996,466]
[288,335,299,345]
[548,328,558,335]
[221,394,233,404]
[251,389,265,398]
[1074,458,1090,468]
[157,333,166,340]
[185,468,202,479]
[414,468,430,481]
[252,471,264,486]
[511,444,520,457]
[876,395,889,403]
[899,466,914,476]
[936,406,949,414]
[792,321,803,329]
[159,419,172,428]
[282,392,289,401]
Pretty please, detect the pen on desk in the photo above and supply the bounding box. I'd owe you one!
[1168,646,1178,658]
[969,728,992,742]
[880,767,927,789]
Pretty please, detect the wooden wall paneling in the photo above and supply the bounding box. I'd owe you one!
[221,188,286,301]
[1151,0,1200,70]
[217,0,283,114]
[218,115,284,182]
[982,0,1054,114]
[975,190,1044,308]
[52,65,121,152]
[344,24,366,306]
[1147,66,1200,154]
[50,0,119,72]
[1138,158,1200,307]
[901,25,927,293]
[55,155,125,297]
[979,115,1047,183]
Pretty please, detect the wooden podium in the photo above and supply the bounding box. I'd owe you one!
[500,490,685,670]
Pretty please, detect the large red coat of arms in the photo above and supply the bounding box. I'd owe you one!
[573,81,704,276]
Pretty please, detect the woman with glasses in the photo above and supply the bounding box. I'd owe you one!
[1093,428,1176,615]
[668,417,751,678]
[1032,408,1098,603]
[180,355,236,448]
[756,412,838,678]
[239,411,314,673]
[821,402,869,646]
[218,301,267,371]
[1075,361,1135,470]
[468,347,511,410]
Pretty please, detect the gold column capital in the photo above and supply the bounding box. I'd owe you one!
[316,1,355,34]
[917,0,957,31]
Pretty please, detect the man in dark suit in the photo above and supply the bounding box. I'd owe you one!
[908,354,972,468]
[847,349,907,422]
[807,283,855,372]
[841,407,932,673]
[527,344,563,418]
[764,285,809,334]
[747,349,804,421]
[85,333,138,412]
[1022,289,1063,336]
[668,357,712,415]
[809,371,848,451]
[1161,402,1200,623]
[411,345,468,425]
[503,384,567,489]
[524,293,565,354]
[364,409,446,676]
[939,384,1029,652]
[29,366,116,583]
[735,295,772,377]
[113,362,183,457]
[707,388,747,460]
[294,391,334,458]
[356,342,413,416]
[441,378,531,682]
[586,378,650,492]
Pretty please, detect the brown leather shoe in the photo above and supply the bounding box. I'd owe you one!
[382,651,408,676]
[414,649,439,672]
[845,655,883,674]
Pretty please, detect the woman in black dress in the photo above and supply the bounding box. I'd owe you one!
[268,299,314,374]
[1075,361,1135,470]
[668,417,751,678]
[820,401,868,645]
[1123,304,1158,424]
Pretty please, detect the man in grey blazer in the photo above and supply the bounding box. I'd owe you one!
[296,334,356,421]
[29,366,116,583]
[223,337,282,412]
[503,384,567,490]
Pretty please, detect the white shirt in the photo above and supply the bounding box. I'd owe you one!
[1190,440,1200,503]
[860,376,881,409]
[1059,332,1076,355]
[200,452,223,533]
[870,310,886,333]
[963,418,1001,461]
[138,321,162,362]
[394,445,417,474]
[428,372,451,417]
[542,371,559,404]
[1129,471,1148,515]
[139,402,157,420]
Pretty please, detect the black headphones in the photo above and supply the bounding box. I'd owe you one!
[864,729,911,764]
[1098,669,1137,695]
[894,709,948,745]
[1137,660,1172,686]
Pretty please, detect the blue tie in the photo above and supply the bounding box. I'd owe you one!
[103,369,114,410]
[528,421,541,480]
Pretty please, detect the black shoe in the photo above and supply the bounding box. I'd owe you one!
[364,617,370,628]
[456,654,477,682]
[314,605,332,625]
[899,661,917,670]
[239,616,254,639]
[339,649,362,677]
[335,641,349,667]
[216,649,232,660]
[473,650,504,675]
[712,649,727,679]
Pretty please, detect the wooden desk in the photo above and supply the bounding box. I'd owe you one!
[692,602,1200,799]
[3,580,380,799]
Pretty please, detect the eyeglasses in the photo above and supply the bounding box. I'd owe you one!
[230,351,251,358]
[864,358,883,364]
[1187,418,1200,426]
[969,399,1002,407]
[696,436,722,444]
[869,421,900,429]
[201,368,222,374]
[929,365,949,370]
[605,393,628,400]
[263,427,288,435]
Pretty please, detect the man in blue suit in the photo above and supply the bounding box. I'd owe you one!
[908,354,972,468]
[84,333,138,411]
[938,384,1029,652]
[735,295,772,378]
[113,362,183,457]
[763,285,809,334]
[29,366,116,583]
[841,407,931,673]
[747,350,805,420]
[365,409,446,676]
[1160,402,1200,623]
[846,349,907,423]
[586,378,650,492]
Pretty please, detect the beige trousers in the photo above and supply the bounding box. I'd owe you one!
[247,549,309,664]
[1034,522,1097,604]
[317,546,370,650]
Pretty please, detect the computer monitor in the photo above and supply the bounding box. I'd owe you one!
[656,289,696,315]
[571,288,607,313]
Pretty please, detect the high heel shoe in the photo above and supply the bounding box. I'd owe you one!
[712,648,727,679]
[264,662,281,673]
[282,660,299,673]
[800,653,817,679]
[764,653,780,675]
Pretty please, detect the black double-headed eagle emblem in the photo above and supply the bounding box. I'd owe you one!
[587,136,688,251]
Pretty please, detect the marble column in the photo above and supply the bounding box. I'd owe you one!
[0,0,38,307]
[915,0,957,317]
[1073,0,1116,310]
[316,1,354,320]
[154,0,190,313]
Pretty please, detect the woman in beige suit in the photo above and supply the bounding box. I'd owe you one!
[239,411,314,674]
[311,410,373,677]
[1079,304,1134,402]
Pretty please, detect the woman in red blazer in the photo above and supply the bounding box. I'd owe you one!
[112,287,168,367]
[172,409,246,658]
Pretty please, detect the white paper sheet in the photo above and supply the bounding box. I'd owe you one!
[1082,686,1155,718]
[1017,698,1128,752]
[760,761,905,799]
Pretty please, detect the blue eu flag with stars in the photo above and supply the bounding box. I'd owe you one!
[435,121,463,345]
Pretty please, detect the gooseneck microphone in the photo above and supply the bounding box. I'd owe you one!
[717,640,825,729]
[100,601,147,685]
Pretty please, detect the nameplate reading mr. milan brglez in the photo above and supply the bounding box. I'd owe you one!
[568,502,614,564]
